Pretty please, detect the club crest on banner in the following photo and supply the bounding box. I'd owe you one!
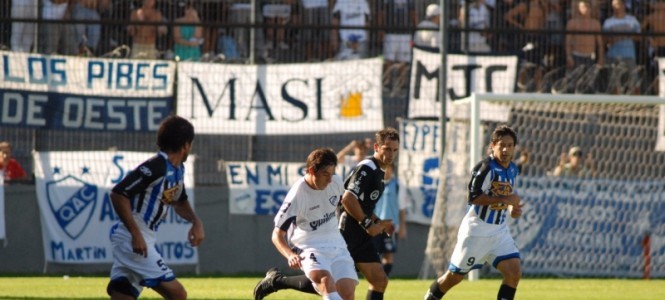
[45,175,98,240]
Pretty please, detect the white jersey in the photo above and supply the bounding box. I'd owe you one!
[274,175,346,249]
[332,0,371,41]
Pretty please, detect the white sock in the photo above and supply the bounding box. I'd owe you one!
[323,292,342,300]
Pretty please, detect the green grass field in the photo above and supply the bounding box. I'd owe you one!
[0,276,662,299]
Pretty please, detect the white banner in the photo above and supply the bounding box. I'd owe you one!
[177,59,384,135]
[657,58,665,151]
[0,51,174,97]
[0,51,176,131]
[33,151,197,264]
[398,119,470,225]
[226,161,357,215]
[408,47,517,120]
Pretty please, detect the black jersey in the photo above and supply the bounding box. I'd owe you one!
[342,156,386,218]
[339,156,385,263]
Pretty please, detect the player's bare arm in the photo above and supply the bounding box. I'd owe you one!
[340,191,384,236]
[173,200,204,247]
[110,191,147,257]
[271,228,302,269]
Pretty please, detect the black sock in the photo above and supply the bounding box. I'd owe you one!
[497,284,516,300]
[383,263,393,276]
[366,290,384,300]
[274,274,318,295]
[426,281,444,300]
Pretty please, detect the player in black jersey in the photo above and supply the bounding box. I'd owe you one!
[254,128,400,300]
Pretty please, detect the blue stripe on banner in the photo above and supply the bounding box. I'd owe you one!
[0,89,173,131]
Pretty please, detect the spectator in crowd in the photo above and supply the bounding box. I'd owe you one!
[544,0,566,70]
[173,0,203,61]
[459,0,492,53]
[10,0,38,52]
[491,0,520,53]
[200,0,227,59]
[39,0,77,55]
[0,142,27,182]
[70,0,108,55]
[566,0,604,69]
[332,0,371,59]
[413,3,441,49]
[505,0,549,91]
[372,162,407,277]
[337,138,372,168]
[261,1,294,62]
[642,0,665,93]
[128,0,167,59]
[334,34,364,60]
[550,146,594,178]
[603,0,640,70]
[299,0,333,61]
[380,0,416,93]
[96,0,132,56]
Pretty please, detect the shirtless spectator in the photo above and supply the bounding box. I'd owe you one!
[128,0,167,59]
[505,0,548,91]
[70,0,109,55]
[565,0,604,70]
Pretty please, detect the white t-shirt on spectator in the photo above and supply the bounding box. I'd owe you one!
[333,0,371,41]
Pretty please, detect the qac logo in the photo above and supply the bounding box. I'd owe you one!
[46,175,98,240]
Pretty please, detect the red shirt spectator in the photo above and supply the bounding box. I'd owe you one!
[0,142,27,182]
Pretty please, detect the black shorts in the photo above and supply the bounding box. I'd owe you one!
[340,216,380,263]
[372,233,397,254]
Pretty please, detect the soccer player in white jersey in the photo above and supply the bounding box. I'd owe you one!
[424,125,524,300]
[272,148,358,300]
[106,115,204,300]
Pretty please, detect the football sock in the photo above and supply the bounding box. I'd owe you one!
[383,263,393,276]
[427,281,444,299]
[366,290,384,300]
[323,292,342,300]
[497,284,516,300]
[275,275,318,295]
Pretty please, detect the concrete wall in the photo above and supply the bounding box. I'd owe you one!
[0,185,432,277]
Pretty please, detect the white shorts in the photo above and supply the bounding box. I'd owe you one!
[109,224,175,296]
[448,229,520,274]
[383,34,412,62]
[300,246,359,285]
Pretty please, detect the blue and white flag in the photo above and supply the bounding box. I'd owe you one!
[33,151,197,264]
[0,51,175,131]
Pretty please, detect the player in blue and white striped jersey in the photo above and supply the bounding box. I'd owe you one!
[424,125,524,300]
[106,115,204,300]
[271,148,358,300]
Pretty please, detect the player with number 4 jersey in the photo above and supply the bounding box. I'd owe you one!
[272,148,358,300]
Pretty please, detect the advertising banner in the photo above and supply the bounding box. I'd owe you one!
[408,47,517,120]
[226,161,357,215]
[0,51,175,131]
[177,59,384,135]
[33,151,197,264]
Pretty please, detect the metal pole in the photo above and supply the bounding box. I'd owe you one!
[438,0,447,161]
[249,0,256,64]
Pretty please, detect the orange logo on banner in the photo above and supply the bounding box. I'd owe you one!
[340,92,363,118]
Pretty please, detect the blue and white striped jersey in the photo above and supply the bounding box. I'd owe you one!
[462,155,519,236]
[111,151,187,240]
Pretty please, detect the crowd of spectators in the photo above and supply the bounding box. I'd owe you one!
[1,0,664,94]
